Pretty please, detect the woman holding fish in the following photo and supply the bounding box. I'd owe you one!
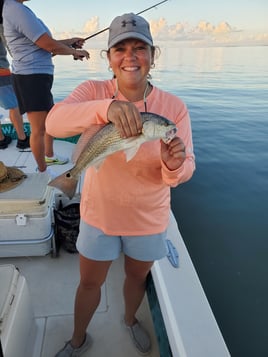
[47,13,195,357]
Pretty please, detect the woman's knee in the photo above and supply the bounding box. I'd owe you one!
[79,256,112,289]
[124,256,153,281]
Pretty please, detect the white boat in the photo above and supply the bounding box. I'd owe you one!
[0,124,230,357]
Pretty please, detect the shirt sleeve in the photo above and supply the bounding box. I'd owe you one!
[46,81,114,138]
[160,98,196,187]
[12,5,47,43]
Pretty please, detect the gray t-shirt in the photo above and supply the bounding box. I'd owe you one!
[3,0,54,75]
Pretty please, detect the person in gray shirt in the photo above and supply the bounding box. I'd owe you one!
[0,23,30,149]
[2,0,89,170]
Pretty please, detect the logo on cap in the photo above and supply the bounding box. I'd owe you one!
[122,20,137,27]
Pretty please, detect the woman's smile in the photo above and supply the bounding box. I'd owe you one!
[122,66,139,72]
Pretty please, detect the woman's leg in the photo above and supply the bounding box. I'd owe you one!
[9,107,27,140]
[27,111,52,171]
[44,131,54,158]
[123,255,153,325]
[70,255,112,348]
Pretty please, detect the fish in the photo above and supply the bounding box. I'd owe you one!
[48,112,177,199]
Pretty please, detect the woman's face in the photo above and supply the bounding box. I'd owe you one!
[108,39,154,87]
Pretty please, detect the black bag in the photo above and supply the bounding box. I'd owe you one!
[53,201,80,254]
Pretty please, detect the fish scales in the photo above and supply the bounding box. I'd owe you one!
[72,124,120,174]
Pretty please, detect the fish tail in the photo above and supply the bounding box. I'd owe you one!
[48,170,78,199]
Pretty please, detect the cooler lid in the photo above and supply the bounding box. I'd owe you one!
[0,264,20,330]
[0,173,49,201]
[0,173,54,215]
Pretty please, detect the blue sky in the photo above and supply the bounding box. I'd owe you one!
[28,0,268,46]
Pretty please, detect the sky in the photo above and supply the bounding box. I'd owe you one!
[27,0,268,47]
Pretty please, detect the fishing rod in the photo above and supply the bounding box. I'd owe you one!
[83,0,169,42]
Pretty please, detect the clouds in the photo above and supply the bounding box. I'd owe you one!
[83,16,100,35]
[53,16,268,47]
[196,21,234,34]
[152,18,235,40]
[150,18,268,46]
[150,17,233,43]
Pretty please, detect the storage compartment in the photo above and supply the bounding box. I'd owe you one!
[0,174,55,257]
[0,265,36,357]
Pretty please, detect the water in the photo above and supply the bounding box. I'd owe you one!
[52,45,268,357]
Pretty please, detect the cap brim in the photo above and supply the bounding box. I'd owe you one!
[108,32,153,49]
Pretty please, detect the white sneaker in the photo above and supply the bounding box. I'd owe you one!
[36,166,57,179]
[45,154,69,166]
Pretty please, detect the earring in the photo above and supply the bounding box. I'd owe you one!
[108,66,113,72]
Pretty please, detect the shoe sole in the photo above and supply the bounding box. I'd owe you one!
[46,161,68,166]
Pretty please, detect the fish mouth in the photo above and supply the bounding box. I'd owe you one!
[163,127,177,143]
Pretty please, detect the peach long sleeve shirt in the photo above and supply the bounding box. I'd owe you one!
[46,79,195,235]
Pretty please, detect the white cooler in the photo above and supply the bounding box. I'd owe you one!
[0,173,55,257]
[0,264,36,357]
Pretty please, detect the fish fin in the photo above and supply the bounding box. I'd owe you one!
[124,136,145,162]
[124,146,139,162]
[48,168,78,199]
[72,124,107,163]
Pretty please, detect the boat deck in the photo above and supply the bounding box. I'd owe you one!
[0,139,160,357]
[0,133,230,357]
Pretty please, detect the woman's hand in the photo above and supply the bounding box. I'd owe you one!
[161,136,186,170]
[107,101,143,138]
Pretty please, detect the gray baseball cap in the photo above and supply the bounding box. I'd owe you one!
[108,13,153,49]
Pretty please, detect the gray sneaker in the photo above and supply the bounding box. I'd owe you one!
[125,320,152,355]
[55,333,92,357]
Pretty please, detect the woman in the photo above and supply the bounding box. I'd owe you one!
[46,13,195,356]
[2,0,89,172]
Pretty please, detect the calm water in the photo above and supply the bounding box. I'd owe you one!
[52,45,268,357]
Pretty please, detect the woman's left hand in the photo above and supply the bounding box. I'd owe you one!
[161,136,186,171]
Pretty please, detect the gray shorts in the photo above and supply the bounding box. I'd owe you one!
[76,220,168,262]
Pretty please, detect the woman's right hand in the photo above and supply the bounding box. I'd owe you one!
[107,101,143,138]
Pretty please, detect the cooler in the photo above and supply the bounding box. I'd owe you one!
[0,173,55,257]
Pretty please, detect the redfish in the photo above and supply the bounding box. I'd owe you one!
[48,112,177,199]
